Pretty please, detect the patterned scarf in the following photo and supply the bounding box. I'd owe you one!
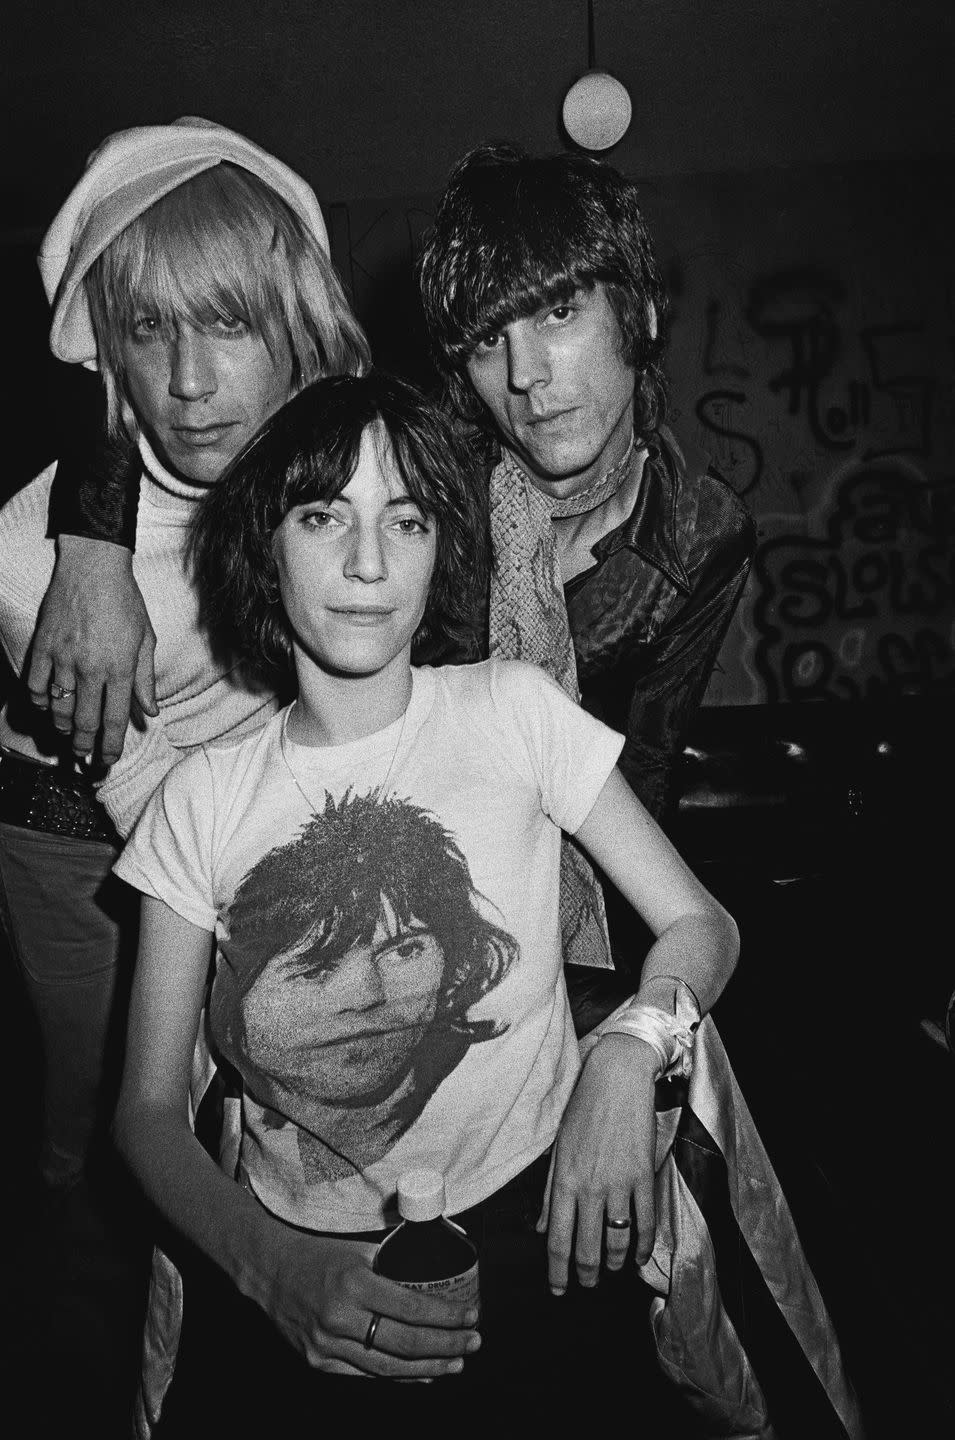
[487,442,636,970]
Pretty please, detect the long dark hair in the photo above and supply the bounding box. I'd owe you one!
[191,370,489,675]
[219,788,518,1046]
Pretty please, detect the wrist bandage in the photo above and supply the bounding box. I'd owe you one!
[598,980,701,1080]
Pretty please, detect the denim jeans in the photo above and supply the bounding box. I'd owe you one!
[0,821,138,1187]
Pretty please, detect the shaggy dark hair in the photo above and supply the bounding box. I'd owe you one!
[213,787,518,1130]
[191,370,489,674]
[417,141,669,438]
[220,787,517,1034]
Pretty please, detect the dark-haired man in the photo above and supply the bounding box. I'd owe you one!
[418,143,755,972]
[418,142,754,821]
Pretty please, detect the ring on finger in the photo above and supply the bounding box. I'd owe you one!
[605,1217,632,1230]
[50,683,76,701]
[363,1312,382,1351]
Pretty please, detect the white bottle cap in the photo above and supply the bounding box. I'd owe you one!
[396,1169,446,1221]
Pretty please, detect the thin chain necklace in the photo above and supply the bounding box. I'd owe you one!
[279,696,409,816]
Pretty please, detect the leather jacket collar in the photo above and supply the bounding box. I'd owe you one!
[583,428,693,596]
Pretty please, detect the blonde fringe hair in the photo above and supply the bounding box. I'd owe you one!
[85,163,369,433]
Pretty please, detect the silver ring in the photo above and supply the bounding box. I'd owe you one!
[363,1312,382,1350]
[50,683,76,701]
[605,1217,632,1230]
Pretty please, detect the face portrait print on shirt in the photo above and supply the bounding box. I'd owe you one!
[215,788,519,1183]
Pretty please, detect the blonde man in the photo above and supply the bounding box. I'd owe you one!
[0,117,368,1193]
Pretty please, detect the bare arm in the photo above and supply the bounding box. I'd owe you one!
[114,897,478,1377]
[542,767,739,1294]
[575,767,739,1013]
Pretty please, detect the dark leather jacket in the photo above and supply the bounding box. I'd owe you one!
[564,426,755,825]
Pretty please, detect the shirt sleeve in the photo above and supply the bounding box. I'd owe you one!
[113,748,218,932]
[489,660,625,834]
[45,363,141,549]
[0,469,57,680]
[96,709,206,840]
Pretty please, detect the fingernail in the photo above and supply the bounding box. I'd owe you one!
[447,1359,464,1374]
[466,1333,481,1352]
[464,1308,479,1325]
[550,1286,566,1298]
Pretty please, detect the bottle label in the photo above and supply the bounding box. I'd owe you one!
[395,1260,480,1309]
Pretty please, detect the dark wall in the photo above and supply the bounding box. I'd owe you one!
[5,1,953,218]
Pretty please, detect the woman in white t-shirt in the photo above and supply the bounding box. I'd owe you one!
[114,371,739,1428]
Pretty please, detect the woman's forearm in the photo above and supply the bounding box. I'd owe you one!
[113,1094,480,1378]
[636,906,740,1016]
[574,768,740,1020]
[113,1098,284,1310]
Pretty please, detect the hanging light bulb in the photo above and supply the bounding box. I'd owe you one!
[562,0,632,151]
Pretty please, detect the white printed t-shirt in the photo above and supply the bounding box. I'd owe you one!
[116,660,624,1231]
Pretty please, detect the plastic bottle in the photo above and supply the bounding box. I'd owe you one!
[374,1169,480,1311]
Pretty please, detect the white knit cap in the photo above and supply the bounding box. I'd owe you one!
[39,116,330,366]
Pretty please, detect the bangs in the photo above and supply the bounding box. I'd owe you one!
[284,427,363,513]
[449,262,583,360]
[438,188,609,362]
[267,400,452,520]
[383,420,455,520]
[419,143,663,392]
[305,885,425,972]
[103,166,285,345]
[87,163,371,437]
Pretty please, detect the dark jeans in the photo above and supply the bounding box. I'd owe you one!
[0,821,134,1186]
[156,1152,696,1433]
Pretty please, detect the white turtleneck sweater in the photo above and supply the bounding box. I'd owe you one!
[0,439,279,838]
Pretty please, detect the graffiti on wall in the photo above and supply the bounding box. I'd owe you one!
[692,268,945,477]
[678,262,954,704]
[752,463,954,701]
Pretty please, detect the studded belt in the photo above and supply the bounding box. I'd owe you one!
[0,749,119,845]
